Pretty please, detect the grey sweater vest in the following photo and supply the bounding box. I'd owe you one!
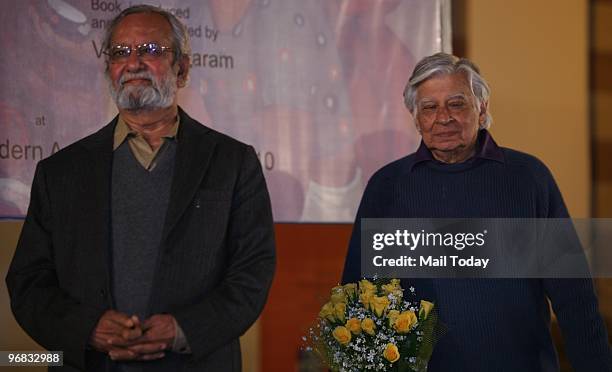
[111,140,176,320]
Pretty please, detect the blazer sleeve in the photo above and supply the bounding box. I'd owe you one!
[171,145,276,362]
[5,162,106,370]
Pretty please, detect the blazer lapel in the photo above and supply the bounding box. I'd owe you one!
[161,109,216,244]
[80,119,116,305]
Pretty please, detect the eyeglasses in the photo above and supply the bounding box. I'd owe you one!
[105,42,173,63]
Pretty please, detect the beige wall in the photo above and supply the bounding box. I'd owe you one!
[466,0,590,217]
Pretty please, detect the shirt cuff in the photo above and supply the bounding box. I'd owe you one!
[172,317,192,354]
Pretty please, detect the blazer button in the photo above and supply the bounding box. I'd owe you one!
[99,289,106,297]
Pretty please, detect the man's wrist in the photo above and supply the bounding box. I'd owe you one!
[171,317,191,354]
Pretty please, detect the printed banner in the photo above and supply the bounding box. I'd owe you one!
[0,0,449,222]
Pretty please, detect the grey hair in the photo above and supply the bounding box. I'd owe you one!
[403,52,492,129]
[101,4,191,74]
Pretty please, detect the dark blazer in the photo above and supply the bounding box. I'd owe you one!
[6,108,276,371]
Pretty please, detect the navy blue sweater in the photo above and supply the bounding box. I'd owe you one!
[342,131,612,371]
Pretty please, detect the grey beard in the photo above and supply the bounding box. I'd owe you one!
[109,71,177,111]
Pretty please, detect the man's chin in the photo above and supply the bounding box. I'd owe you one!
[111,84,176,111]
[429,141,464,153]
[115,91,154,111]
[116,99,172,111]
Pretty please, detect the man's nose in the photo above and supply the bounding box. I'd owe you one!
[125,50,145,71]
[434,106,451,124]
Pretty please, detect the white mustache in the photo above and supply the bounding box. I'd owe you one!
[119,72,154,85]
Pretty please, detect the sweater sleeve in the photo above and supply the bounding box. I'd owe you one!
[341,175,383,284]
[539,165,612,371]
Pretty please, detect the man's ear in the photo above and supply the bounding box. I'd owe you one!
[479,101,488,125]
[176,55,190,88]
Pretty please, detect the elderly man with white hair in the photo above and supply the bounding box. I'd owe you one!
[342,53,612,371]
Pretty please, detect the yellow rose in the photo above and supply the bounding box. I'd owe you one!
[381,279,403,298]
[319,302,335,322]
[387,309,400,327]
[332,326,351,346]
[359,291,374,310]
[393,290,404,300]
[419,300,434,320]
[334,302,346,323]
[330,286,347,305]
[361,317,376,335]
[345,317,362,335]
[331,285,344,294]
[383,343,400,363]
[381,281,399,294]
[343,283,358,298]
[331,292,347,305]
[394,311,417,333]
[359,279,376,294]
[370,295,390,317]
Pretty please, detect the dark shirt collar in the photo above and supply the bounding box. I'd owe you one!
[411,129,504,171]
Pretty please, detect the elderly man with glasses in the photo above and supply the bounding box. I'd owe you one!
[6,5,276,372]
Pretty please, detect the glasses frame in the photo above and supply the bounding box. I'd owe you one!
[104,42,174,63]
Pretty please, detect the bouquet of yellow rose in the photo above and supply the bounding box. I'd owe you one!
[304,278,439,372]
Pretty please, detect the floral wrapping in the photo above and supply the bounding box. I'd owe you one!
[304,278,441,371]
